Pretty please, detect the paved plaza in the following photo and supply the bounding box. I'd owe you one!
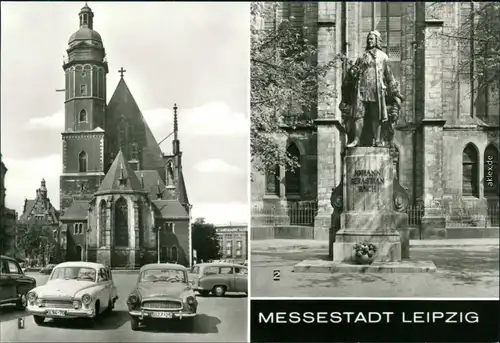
[251,239,500,298]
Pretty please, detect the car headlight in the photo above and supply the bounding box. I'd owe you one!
[186,296,196,305]
[81,294,92,305]
[73,300,81,309]
[127,294,140,304]
[27,292,37,305]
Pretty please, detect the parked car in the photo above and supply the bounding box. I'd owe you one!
[126,263,197,331]
[0,255,37,310]
[189,262,248,297]
[26,261,118,325]
[39,264,56,275]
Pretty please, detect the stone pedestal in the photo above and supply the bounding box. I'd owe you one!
[333,147,402,263]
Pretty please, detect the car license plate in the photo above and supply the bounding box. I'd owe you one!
[151,311,172,319]
[47,310,66,317]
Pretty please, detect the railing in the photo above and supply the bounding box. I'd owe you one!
[251,200,318,227]
[251,200,499,231]
[443,201,499,228]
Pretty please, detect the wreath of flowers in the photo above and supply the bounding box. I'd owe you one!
[353,242,378,258]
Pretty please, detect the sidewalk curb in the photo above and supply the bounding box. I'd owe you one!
[251,243,499,253]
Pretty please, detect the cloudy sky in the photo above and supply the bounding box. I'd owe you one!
[1,2,250,225]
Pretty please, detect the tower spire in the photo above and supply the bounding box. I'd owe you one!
[173,104,180,155]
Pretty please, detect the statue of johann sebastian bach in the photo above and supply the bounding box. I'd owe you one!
[340,30,403,148]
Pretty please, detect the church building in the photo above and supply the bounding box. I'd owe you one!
[56,3,191,268]
[251,2,499,240]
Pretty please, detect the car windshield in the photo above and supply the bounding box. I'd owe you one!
[140,269,187,283]
[50,267,97,282]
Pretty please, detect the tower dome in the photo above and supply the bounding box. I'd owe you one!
[68,2,102,45]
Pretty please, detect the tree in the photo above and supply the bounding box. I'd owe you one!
[16,223,57,265]
[426,2,500,104]
[191,218,221,262]
[250,2,340,174]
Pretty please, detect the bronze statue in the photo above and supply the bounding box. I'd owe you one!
[339,31,403,148]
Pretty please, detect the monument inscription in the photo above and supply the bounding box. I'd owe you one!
[350,169,385,192]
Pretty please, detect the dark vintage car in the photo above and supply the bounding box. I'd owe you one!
[39,264,56,275]
[126,263,198,331]
[0,255,37,309]
[189,263,247,297]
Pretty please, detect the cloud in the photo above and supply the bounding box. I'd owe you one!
[191,202,249,226]
[193,159,242,174]
[27,101,249,137]
[3,154,62,214]
[28,111,64,130]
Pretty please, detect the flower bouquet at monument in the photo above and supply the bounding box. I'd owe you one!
[353,242,378,265]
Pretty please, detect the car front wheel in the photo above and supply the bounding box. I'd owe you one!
[212,285,226,297]
[130,316,140,331]
[15,293,27,310]
[33,315,45,326]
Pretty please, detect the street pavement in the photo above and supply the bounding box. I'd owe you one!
[0,272,247,342]
[251,239,500,298]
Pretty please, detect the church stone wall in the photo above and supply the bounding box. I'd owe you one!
[63,135,103,173]
[442,130,499,200]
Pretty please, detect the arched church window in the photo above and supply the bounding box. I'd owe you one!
[171,246,178,263]
[130,142,138,160]
[114,198,129,247]
[462,143,479,197]
[118,118,128,154]
[79,109,87,123]
[161,246,168,263]
[83,14,88,25]
[285,143,301,196]
[484,144,498,196]
[99,200,107,247]
[80,84,87,96]
[265,164,280,196]
[166,161,174,186]
[79,151,88,172]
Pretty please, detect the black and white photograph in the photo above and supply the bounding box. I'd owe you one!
[250,2,499,298]
[1,2,249,342]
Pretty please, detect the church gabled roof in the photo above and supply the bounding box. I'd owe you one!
[152,199,189,219]
[60,199,90,221]
[106,78,165,173]
[96,150,144,194]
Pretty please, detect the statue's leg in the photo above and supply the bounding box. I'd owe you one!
[370,103,382,147]
[346,118,363,148]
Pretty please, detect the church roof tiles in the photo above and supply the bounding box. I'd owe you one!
[97,150,144,194]
[60,199,90,220]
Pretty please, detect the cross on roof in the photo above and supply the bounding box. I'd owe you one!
[118,67,127,78]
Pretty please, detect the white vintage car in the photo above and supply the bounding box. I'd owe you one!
[26,261,118,325]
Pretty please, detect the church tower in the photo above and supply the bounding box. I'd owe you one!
[60,3,109,213]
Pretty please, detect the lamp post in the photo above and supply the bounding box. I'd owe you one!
[85,226,91,262]
[157,226,161,264]
[187,204,193,267]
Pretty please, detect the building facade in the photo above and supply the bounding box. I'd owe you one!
[0,155,18,258]
[18,179,62,263]
[251,2,499,239]
[216,224,248,262]
[55,4,191,267]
